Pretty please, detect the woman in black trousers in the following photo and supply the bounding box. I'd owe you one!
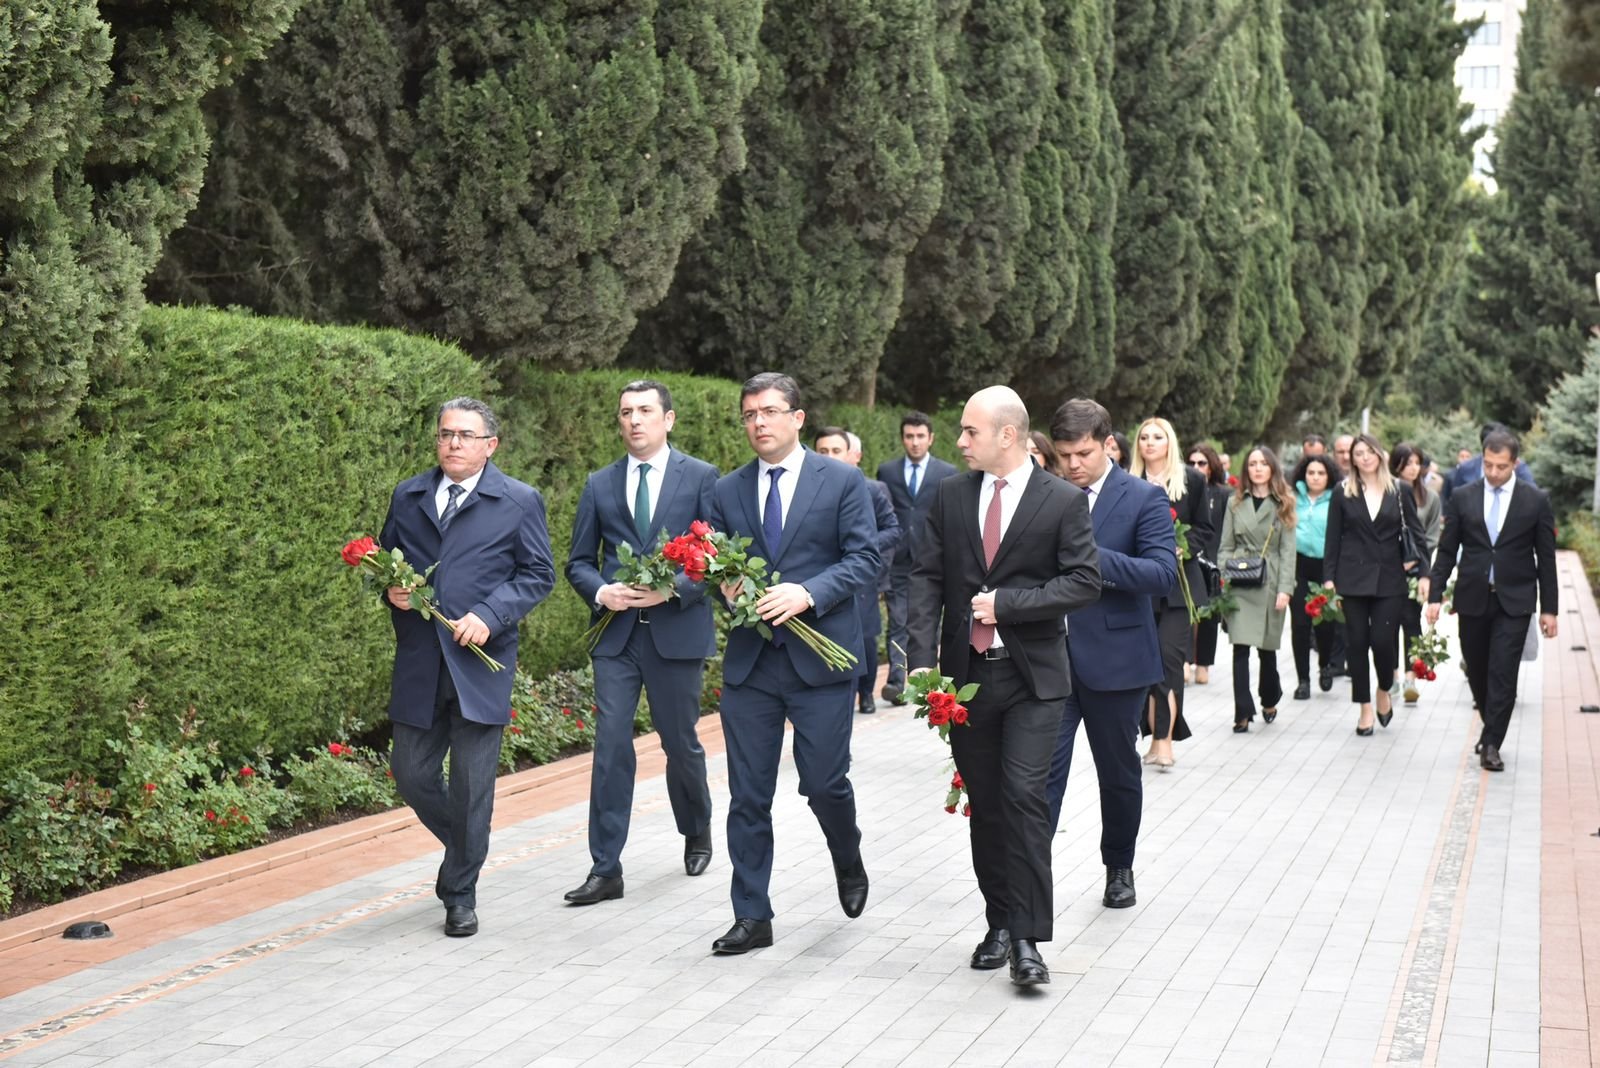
[1132,417,1213,768]
[1290,452,1342,699]
[1185,442,1230,686]
[1323,434,1430,735]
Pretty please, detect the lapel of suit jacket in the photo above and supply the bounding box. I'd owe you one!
[608,456,635,547]
[650,449,691,545]
[1091,465,1130,537]
[772,452,825,567]
[959,472,987,572]
[734,460,767,556]
[987,465,1049,574]
[416,467,446,536]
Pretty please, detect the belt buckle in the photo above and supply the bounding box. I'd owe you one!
[637,609,651,624]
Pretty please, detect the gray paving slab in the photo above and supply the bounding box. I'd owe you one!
[0,615,1545,1066]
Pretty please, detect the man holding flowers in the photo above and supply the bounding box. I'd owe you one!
[563,380,720,905]
[703,373,880,955]
[380,398,554,937]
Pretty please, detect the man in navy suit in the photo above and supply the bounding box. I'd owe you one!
[704,374,881,955]
[563,380,720,905]
[877,412,959,703]
[380,398,555,937]
[813,427,902,715]
[1047,398,1176,910]
[1427,430,1557,771]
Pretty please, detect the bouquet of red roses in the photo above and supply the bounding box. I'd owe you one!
[667,521,857,671]
[1304,586,1344,626]
[904,667,978,814]
[341,536,505,671]
[580,534,682,650]
[1407,627,1450,683]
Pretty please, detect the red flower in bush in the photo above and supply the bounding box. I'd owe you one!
[143,782,157,793]
[328,743,348,757]
[562,707,572,716]
[340,536,379,567]
[576,719,586,730]
[205,810,217,822]
[239,766,255,778]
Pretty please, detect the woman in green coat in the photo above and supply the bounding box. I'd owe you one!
[1218,446,1298,732]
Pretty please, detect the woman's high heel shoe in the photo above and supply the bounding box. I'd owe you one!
[1233,720,1250,733]
[1376,704,1394,728]
[1262,707,1277,724]
[1356,724,1375,736]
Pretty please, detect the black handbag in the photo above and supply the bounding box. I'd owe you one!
[1396,489,1426,577]
[1198,553,1222,598]
[1223,523,1273,589]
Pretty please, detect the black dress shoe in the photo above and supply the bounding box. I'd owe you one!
[1104,867,1136,909]
[563,874,624,905]
[1475,740,1484,755]
[711,918,773,954]
[1319,666,1333,692]
[835,855,869,918]
[881,683,907,706]
[1480,744,1505,771]
[1262,706,1278,724]
[971,928,1011,970]
[684,833,713,877]
[1294,682,1311,701]
[444,905,478,937]
[1233,720,1249,733]
[1009,939,1050,986]
[857,696,876,715]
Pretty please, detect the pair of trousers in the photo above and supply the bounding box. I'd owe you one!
[951,655,1064,942]
[1458,603,1531,749]
[1192,617,1221,668]
[1044,679,1143,866]
[1398,598,1423,672]
[390,663,504,909]
[1232,645,1281,722]
[1342,593,1404,704]
[1290,554,1335,684]
[883,569,911,687]
[587,624,712,878]
[855,589,882,705]
[721,643,860,921]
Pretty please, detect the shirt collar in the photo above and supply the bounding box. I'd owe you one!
[441,467,485,497]
[1487,476,1514,501]
[628,443,672,474]
[1086,463,1113,499]
[759,445,806,480]
[982,457,1036,493]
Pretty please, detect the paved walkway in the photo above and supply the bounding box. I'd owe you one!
[2,553,1598,1067]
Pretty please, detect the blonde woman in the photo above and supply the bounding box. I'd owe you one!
[1322,434,1429,734]
[1217,447,1297,731]
[1131,418,1213,766]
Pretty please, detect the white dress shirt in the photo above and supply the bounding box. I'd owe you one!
[435,467,485,518]
[1084,463,1113,512]
[627,444,672,528]
[758,445,806,527]
[978,459,1037,648]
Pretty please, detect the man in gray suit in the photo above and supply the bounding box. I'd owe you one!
[564,380,720,904]
[876,411,959,702]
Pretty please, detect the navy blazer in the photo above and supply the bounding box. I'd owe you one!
[564,447,720,659]
[380,461,556,728]
[1429,478,1558,618]
[877,454,960,569]
[865,477,903,593]
[1067,463,1177,693]
[708,451,881,687]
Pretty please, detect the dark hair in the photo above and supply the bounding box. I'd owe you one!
[741,372,802,410]
[900,410,933,433]
[1027,430,1061,476]
[1482,428,1520,460]
[1187,442,1227,487]
[438,397,500,438]
[1301,433,1327,450]
[1291,451,1342,490]
[1110,431,1132,470]
[1234,444,1298,527]
[1389,441,1430,505]
[812,425,850,447]
[1479,421,1509,446]
[619,378,673,413]
[1050,397,1115,444]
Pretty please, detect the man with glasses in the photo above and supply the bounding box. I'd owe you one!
[703,373,880,954]
[380,398,555,937]
[563,380,720,905]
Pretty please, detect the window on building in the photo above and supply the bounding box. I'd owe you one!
[1467,107,1499,127]
[1464,65,1501,89]
[1471,21,1502,46]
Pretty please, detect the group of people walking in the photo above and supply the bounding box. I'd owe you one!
[371,383,1559,993]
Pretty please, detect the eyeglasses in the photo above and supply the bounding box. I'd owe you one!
[1190,458,1208,468]
[740,407,797,426]
[437,429,489,445]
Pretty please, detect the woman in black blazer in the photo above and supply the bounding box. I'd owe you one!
[1323,434,1430,735]
[1185,442,1231,686]
[1131,417,1214,768]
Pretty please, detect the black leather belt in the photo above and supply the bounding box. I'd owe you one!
[972,646,1010,660]
[637,609,651,624]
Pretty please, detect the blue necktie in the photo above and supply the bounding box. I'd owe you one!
[763,468,785,646]
[440,483,465,532]
[908,461,921,499]
[1487,485,1502,583]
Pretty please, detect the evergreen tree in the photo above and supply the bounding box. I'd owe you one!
[628,0,952,405]
[1,2,300,451]
[1344,0,1475,413]
[153,0,761,375]
[1555,0,1600,88]
[1454,0,1600,428]
[1271,0,1385,437]
[1408,207,1507,417]
[1529,341,1600,509]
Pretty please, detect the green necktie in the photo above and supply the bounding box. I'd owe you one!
[634,462,652,545]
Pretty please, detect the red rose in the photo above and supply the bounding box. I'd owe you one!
[509,710,517,720]
[945,804,958,814]
[1425,670,1437,681]
[1228,475,1239,487]
[239,766,254,778]
[510,726,523,735]
[951,772,964,789]
[576,719,586,730]
[952,705,969,725]
[927,705,951,727]
[562,707,572,716]
[340,536,378,567]
[328,742,346,756]
[690,520,712,538]
[205,810,216,822]
[703,543,717,557]
[962,803,972,817]
[143,782,157,793]
[1170,507,1178,521]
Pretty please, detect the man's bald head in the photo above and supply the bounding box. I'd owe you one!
[959,386,1031,476]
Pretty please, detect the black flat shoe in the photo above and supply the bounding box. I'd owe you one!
[1262,707,1277,724]
[1480,744,1505,771]
[1009,939,1050,986]
[1319,667,1333,692]
[1103,867,1136,908]
[444,905,478,937]
[835,855,869,918]
[684,832,713,877]
[563,874,624,905]
[1294,682,1311,701]
[712,918,773,955]
[1233,720,1250,733]
[971,928,1011,970]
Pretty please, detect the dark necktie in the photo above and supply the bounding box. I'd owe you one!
[634,462,653,545]
[971,478,1007,652]
[764,467,785,646]
[908,461,921,499]
[440,483,465,532]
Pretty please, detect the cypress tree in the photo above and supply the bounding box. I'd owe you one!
[627,0,951,405]
[1344,0,1475,412]
[1555,0,1600,88]
[1454,0,1600,428]
[0,2,300,451]
[1271,0,1384,436]
[153,1,762,374]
